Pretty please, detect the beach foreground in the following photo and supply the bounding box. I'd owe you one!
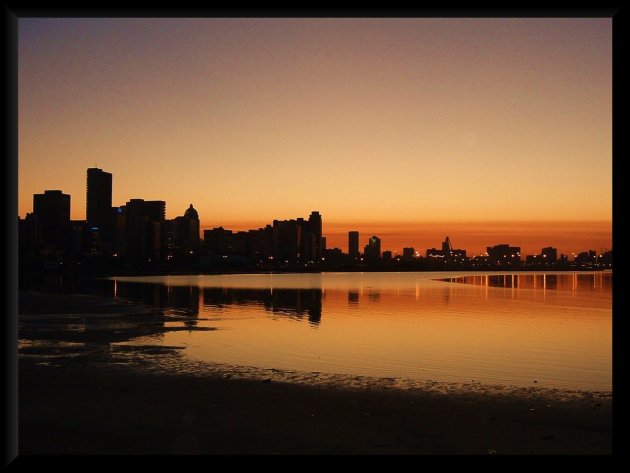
[18,291,612,455]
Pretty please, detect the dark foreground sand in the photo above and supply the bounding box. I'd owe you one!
[18,291,612,455]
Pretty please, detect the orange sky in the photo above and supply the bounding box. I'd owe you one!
[18,19,612,255]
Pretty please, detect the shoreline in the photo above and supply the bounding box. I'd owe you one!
[17,290,612,454]
[19,357,612,455]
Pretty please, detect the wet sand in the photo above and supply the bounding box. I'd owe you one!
[18,291,612,455]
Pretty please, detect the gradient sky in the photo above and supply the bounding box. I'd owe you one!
[18,18,612,255]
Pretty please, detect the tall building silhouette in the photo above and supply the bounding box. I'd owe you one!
[33,190,71,250]
[86,168,112,227]
[204,227,233,255]
[123,199,166,260]
[364,235,381,261]
[86,168,114,253]
[271,211,323,264]
[308,211,323,261]
[349,231,359,260]
[427,236,466,260]
[541,247,558,262]
[164,204,200,256]
[486,244,521,265]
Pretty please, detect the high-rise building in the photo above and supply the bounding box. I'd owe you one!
[123,199,166,260]
[272,211,323,264]
[348,231,359,260]
[33,190,71,250]
[364,235,381,261]
[248,225,274,262]
[204,227,234,255]
[164,204,200,256]
[273,219,301,262]
[308,211,323,260]
[86,168,113,248]
[541,247,557,262]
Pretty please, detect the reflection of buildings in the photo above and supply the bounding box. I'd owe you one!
[111,281,200,317]
[443,273,613,294]
[201,287,323,325]
[367,289,381,302]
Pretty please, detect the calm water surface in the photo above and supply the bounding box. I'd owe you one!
[110,271,611,391]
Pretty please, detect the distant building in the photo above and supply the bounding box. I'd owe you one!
[272,219,300,263]
[541,247,557,262]
[348,231,360,260]
[272,211,323,264]
[123,198,166,260]
[247,225,274,262]
[601,250,612,267]
[308,211,323,261]
[486,244,521,265]
[382,250,392,262]
[164,204,200,257]
[18,213,40,253]
[86,168,113,251]
[323,247,345,265]
[575,250,597,266]
[33,190,71,251]
[402,247,415,260]
[204,227,233,256]
[364,235,381,261]
[426,236,466,260]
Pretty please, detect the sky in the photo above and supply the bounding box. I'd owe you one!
[18,18,612,255]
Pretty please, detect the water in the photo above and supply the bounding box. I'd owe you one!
[107,271,611,391]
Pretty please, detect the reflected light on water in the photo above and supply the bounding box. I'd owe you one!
[111,271,611,391]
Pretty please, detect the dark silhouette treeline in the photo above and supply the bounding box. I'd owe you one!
[18,167,612,280]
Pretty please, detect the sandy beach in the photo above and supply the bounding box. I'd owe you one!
[18,291,612,455]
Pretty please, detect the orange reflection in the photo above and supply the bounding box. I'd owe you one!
[121,272,614,391]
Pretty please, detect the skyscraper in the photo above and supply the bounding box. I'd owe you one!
[364,235,381,261]
[348,231,359,260]
[33,190,71,250]
[86,168,112,230]
[308,211,323,261]
[86,168,113,249]
[124,198,166,260]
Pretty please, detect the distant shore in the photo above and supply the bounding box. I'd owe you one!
[18,290,612,455]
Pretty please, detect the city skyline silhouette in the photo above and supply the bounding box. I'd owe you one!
[18,18,611,258]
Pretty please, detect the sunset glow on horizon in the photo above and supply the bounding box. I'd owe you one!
[18,18,612,256]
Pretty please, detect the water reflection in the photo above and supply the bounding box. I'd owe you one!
[38,272,610,390]
[443,272,612,294]
[201,288,323,326]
